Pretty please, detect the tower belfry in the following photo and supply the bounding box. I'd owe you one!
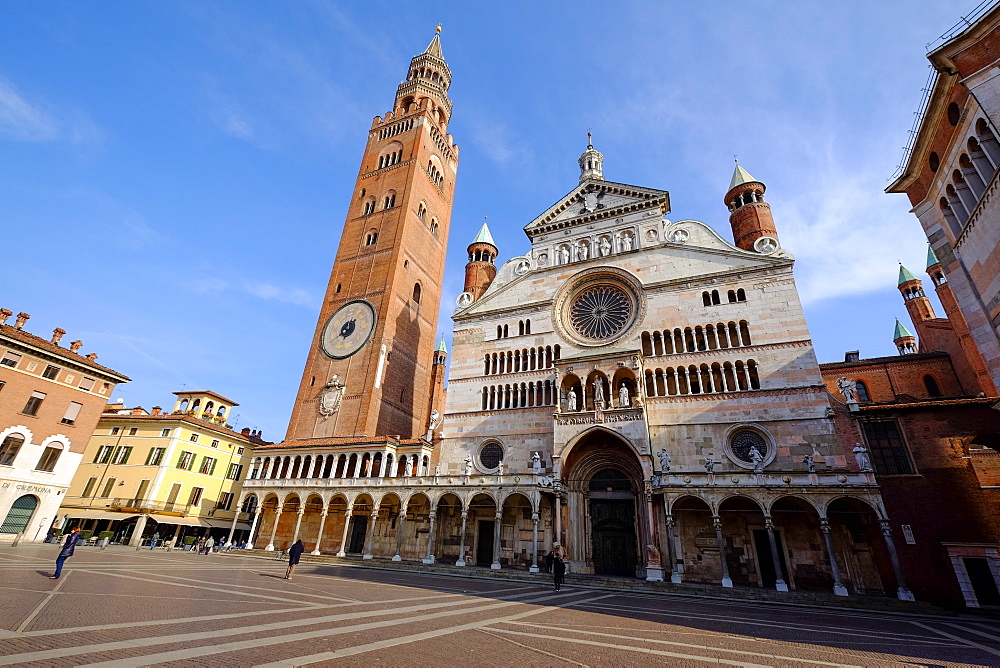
[284,29,459,442]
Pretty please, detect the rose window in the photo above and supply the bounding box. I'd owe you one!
[730,430,767,464]
[479,442,504,470]
[569,284,633,341]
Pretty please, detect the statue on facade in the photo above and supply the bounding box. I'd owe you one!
[599,237,612,256]
[567,388,577,411]
[749,445,765,474]
[803,454,816,473]
[836,377,858,403]
[621,232,634,251]
[853,443,873,472]
[705,456,715,474]
[559,246,570,264]
[407,457,415,476]
[429,409,441,431]
[619,383,630,408]
[646,544,661,568]
[593,379,605,408]
[531,451,542,475]
[464,455,474,476]
[576,243,589,261]
[434,465,441,477]
[456,292,473,307]
[658,448,671,472]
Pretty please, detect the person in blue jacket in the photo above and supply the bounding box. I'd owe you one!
[50,526,82,579]
[285,539,305,580]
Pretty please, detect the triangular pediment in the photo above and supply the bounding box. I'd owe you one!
[524,179,670,237]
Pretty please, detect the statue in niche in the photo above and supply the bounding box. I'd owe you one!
[434,465,441,476]
[621,232,634,251]
[749,446,764,474]
[407,457,415,476]
[593,379,605,408]
[559,246,570,264]
[538,253,548,267]
[658,448,671,472]
[619,384,630,408]
[567,388,577,411]
[853,443,873,472]
[429,409,441,431]
[705,456,715,475]
[532,452,542,475]
[576,243,589,261]
[803,454,816,473]
[599,237,612,256]
[318,375,346,416]
[464,455,474,476]
[836,377,858,403]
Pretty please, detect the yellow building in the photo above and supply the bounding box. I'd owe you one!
[60,391,265,546]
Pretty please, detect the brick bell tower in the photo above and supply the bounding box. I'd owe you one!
[285,28,458,442]
[725,162,778,251]
[463,220,498,302]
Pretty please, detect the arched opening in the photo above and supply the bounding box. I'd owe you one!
[412,283,422,304]
[923,375,941,397]
[855,380,871,402]
[670,495,716,583]
[0,494,38,534]
[826,498,895,597]
[717,496,766,587]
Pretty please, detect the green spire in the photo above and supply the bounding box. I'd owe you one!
[728,163,758,191]
[926,244,939,268]
[893,318,914,340]
[897,264,918,285]
[436,335,448,353]
[472,222,496,247]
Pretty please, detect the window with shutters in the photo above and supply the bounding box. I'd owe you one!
[100,477,117,498]
[94,445,114,464]
[189,487,203,505]
[78,377,95,391]
[146,447,165,466]
[0,351,22,368]
[82,476,98,497]
[61,402,83,425]
[227,463,244,481]
[112,446,132,465]
[35,446,62,472]
[199,456,217,475]
[22,391,45,416]
[177,451,195,471]
[216,492,234,510]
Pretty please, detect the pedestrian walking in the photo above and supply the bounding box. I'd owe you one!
[195,537,205,554]
[50,526,81,579]
[285,539,304,580]
[150,533,159,550]
[203,537,215,554]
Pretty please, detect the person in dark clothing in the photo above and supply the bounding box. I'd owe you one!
[553,554,566,591]
[50,526,81,579]
[285,539,305,579]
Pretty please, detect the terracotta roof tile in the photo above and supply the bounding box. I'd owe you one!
[0,324,129,380]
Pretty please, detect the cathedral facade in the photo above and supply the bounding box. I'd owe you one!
[243,31,915,601]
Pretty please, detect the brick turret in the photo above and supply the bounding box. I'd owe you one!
[893,319,917,354]
[725,163,778,252]
[898,264,936,327]
[464,221,498,302]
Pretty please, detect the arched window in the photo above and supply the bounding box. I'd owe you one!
[417,202,427,220]
[737,288,746,302]
[525,319,531,334]
[0,433,26,467]
[430,218,439,236]
[383,192,396,209]
[503,324,509,338]
[518,320,524,336]
[412,283,421,304]
[703,292,712,307]
[855,380,871,402]
[365,229,378,246]
[363,198,376,216]
[727,290,737,303]
[923,375,941,397]
[497,325,503,339]
[0,494,37,534]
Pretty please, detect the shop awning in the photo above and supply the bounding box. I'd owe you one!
[204,519,252,531]
[145,514,209,528]
[61,509,136,522]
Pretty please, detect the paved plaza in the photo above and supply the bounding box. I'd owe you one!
[0,546,997,666]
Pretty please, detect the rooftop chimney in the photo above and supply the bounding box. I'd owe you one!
[85,353,98,361]
[241,427,251,436]
[70,340,83,352]
[151,406,162,415]
[131,407,143,415]
[0,309,11,326]
[844,350,860,364]
[14,312,30,329]
[52,328,66,345]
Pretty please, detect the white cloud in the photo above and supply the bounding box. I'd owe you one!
[243,282,315,307]
[0,77,59,141]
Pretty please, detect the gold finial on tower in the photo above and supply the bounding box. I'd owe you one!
[587,131,593,149]
[436,23,442,33]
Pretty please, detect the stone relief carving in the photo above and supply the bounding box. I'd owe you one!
[754,236,778,254]
[853,443,873,472]
[456,292,473,307]
[667,228,689,243]
[836,377,858,403]
[514,258,530,275]
[318,376,346,416]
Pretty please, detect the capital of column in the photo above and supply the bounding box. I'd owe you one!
[764,517,774,531]
[711,515,722,531]
[429,509,437,519]
[460,510,467,519]
[297,509,305,516]
[879,520,892,537]
[531,512,538,522]
[820,518,831,533]
[253,508,262,517]
[665,515,675,529]
[320,510,328,518]
[495,511,502,520]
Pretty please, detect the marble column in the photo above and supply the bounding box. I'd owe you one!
[128,515,148,547]
[362,506,379,559]
[352,455,362,478]
[311,510,328,556]
[880,520,916,601]
[665,516,681,583]
[820,518,849,596]
[645,493,663,582]
[336,510,352,557]
[265,509,282,551]
[291,509,305,544]
[530,512,540,573]
[393,509,406,561]
[555,494,563,547]
[225,502,240,546]
[247,508,262,549]
[713,515,732,587]
[491,510,502,569]
[764,518,788,592]
[455,510,468,567]
[423,510,437,564]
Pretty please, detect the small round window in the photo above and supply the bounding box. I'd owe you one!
[947,102,960,127]
[730,429,767,465]
[929,151,940,173]
[479,442,504,470]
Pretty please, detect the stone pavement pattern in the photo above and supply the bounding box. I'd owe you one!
[0,546,997,667]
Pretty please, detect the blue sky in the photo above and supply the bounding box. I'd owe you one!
[0,1,980,439]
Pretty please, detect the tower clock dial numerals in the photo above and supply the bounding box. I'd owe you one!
[321,300,377,359]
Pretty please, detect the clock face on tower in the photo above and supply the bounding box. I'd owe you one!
[320,299,377,359]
